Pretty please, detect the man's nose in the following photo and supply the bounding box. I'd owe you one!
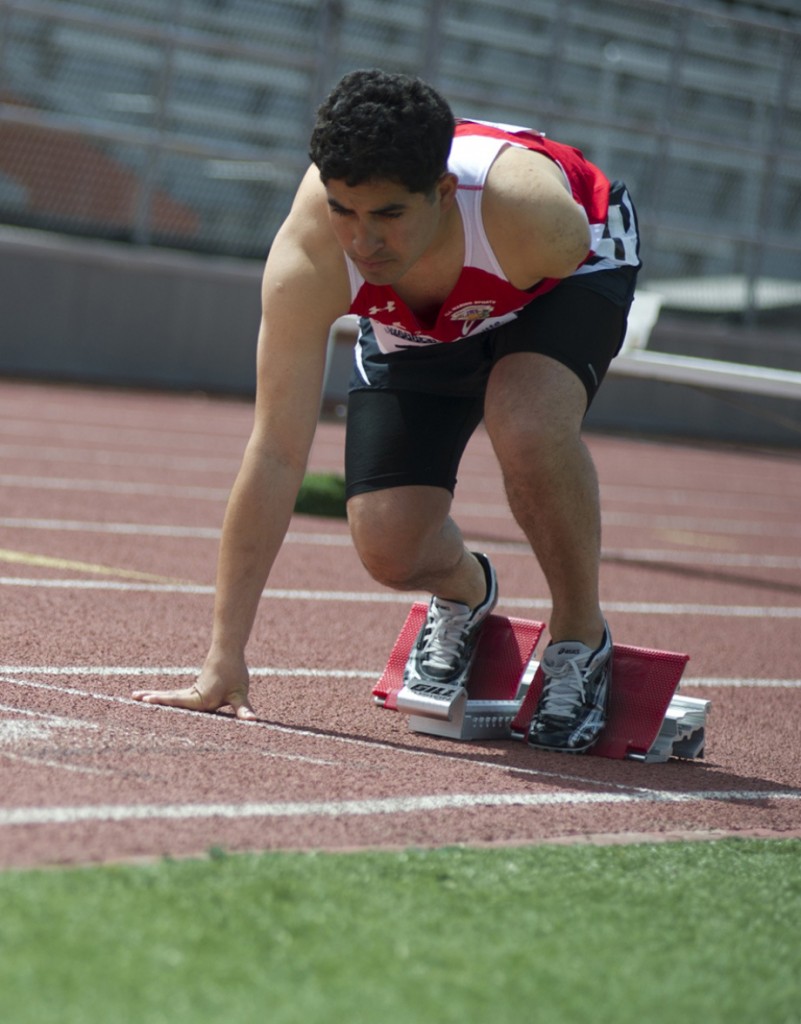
[351,221,383,257]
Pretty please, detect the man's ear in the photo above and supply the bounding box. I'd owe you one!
[437,172,459,209]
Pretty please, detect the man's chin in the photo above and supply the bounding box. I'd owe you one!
[356,259,398,284]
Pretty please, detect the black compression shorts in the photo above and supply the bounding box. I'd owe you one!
[345,264,639,499]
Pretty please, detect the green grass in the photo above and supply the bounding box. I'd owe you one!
[1,840,799,1024]
[293,472,347,518]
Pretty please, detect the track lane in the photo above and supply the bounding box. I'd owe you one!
[0,379,799,867]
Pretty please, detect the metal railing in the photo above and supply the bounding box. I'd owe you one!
[1,0,799,328]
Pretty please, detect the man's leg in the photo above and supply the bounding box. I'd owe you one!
[344,383,489,607]
[483,351,604,648]
[344,377,500,689]
[483,350,613,751]
[347,484,486,608]
[348,485,498,688]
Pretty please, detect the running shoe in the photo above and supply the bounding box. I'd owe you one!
[527,624,613,753]
[403,552,498,694]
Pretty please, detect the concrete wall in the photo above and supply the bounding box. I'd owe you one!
[586,371,801,448]
[1,227,798,447]
[587,317,801,448]
[0,226,262,393]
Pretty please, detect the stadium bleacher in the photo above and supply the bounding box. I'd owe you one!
[1,0,799,386]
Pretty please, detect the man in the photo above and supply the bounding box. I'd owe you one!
[133,69,641,753]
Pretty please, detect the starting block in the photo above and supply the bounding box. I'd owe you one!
[373,602,710,762]
[373,603,545,741]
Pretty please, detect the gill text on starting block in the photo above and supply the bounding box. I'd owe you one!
[373,603,544,741]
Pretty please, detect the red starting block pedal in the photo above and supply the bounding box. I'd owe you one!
[373,602,544,740]
[374,603,710,761]
[509,645,707,761]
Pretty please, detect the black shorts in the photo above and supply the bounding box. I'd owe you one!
[345,264,639,499]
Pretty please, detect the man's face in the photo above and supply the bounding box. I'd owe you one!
[323,175,455,286]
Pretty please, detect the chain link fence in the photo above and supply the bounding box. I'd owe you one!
[1,0,800,326]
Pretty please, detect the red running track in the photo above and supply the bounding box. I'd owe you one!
[0,378,799,868]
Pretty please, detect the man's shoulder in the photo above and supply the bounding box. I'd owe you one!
[283,166,333,240]
[262,167,350,319]
[273,168,343,271]
[486,144,567,194]
[482,149,592,285]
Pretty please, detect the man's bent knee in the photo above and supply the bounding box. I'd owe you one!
[347,486,454,590]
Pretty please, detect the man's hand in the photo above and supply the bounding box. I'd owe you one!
[132,655,257,721]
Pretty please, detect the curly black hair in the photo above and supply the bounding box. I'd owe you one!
[309,69,456,194]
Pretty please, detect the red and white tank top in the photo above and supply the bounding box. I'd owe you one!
[344,119,638,354]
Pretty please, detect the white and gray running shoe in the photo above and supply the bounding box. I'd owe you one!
[527,624,613,753]
[403,552,498,694]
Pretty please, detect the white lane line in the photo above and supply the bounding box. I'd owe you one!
[0,703,99,724]
[2,516,800,569]
[454,502,801,536]
[2,477,798,538]
[3,674,799,828]
[0,705,112,776]
[1,576,800,620]
[603,510,801,539]
[0,675,681,794]
[0,693,339,771]
[0,443,240,473]
[681,678,801,689]
[0,752,116,776]
[2,517,799,569]
[600,482,801,513]
[0,577,216,593]
[2,666,799,689]
[0,518,355,546]
[3,674,800,809]
[602,548,801,570]
[0,665,377,679]
[0,417,249,449]
[0,518,224,539]
[2,788,800,829]
[0,475,229,501]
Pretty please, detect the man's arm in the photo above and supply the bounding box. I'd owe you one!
[483,145,592,288]
[133,168,350,718]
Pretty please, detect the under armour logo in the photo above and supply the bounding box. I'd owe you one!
[368,300,396,316]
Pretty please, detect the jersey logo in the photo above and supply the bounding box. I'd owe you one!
[368,299,397,316]
[448,300,497,336]
[384,324,438,346]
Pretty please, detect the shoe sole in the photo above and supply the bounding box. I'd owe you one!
[527,735,601,755]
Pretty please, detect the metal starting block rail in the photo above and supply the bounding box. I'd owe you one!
[627,693,710,763]
[373,603,710,763]
[394,677,534,742]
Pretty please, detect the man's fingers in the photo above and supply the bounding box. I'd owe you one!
[132,685,256,719]
[131,686,207,710]
[227,687,257,720]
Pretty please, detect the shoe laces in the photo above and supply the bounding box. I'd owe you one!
[421,599,471,672]
[539,657,588,719]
